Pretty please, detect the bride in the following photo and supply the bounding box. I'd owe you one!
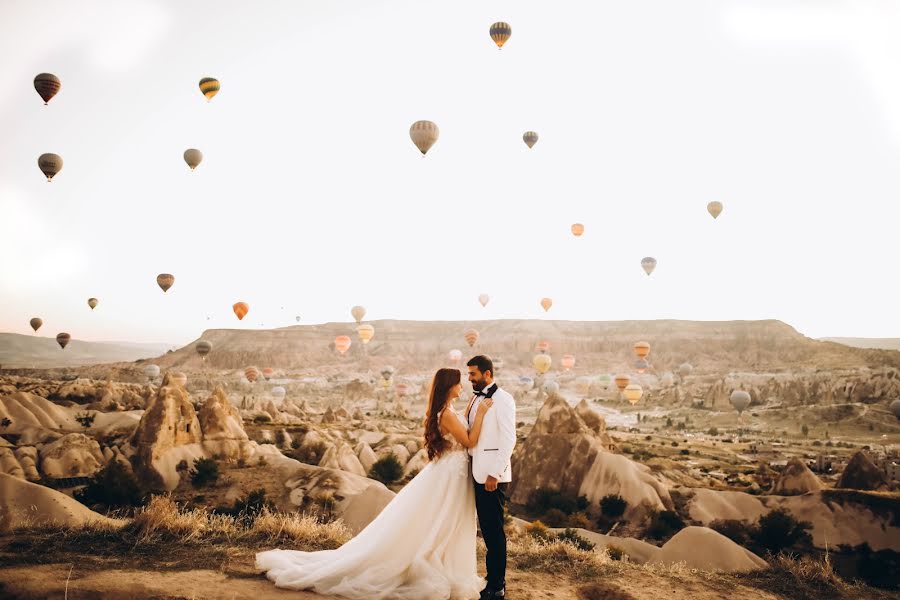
[256,367,494,600]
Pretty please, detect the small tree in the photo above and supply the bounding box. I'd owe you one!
[801,424,809,437]
[370,454,404,484]
[600,494,627,518]
[0,417,11,428]
[190,457,220,487]
[752,508,812,554]
[555,528,595,551]
[542,508,569,527]
[646,510,685,541]
[75,460,145,509]
[74,412,96,428]
[707,427,719,436]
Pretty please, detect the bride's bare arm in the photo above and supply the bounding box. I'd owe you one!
[441,400,493,449]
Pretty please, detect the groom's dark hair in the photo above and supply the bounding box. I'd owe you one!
[466,355,493,377]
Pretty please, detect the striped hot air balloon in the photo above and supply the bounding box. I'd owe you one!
[170,372,188,387]
[29,318,43,333]
[38,153,63,181]
[614,373,630,392]
[409,121,439,156]
[624,383,643,405]
[533,353,551,374]
[156,273,175,293]
[244,367,259,383]
[56,332,71,349]
[233,302,249,320]
[335,335,352,355]
[634,341,650,358]
[357,323,375,344]
[561,354,575,371]
[464,328,479,347]
[489,21,512,48]
[199,77,220,101]
[523,131,539,148]
[34,73,61,105]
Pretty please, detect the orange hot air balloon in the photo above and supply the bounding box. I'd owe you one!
[464,328,479,347]
[540,297,552,312]
[561,354,575,371]
[262,367,275,381]
[614,373,630,392]
[356,323,375,344]
[245,367,259,383]
[233,302,249,320]
[56,332,71,349]
[633,341,650,358]
[537,340,550,354]
[571,223,584,237]
[335,335,352,355]
[156,273,175,293]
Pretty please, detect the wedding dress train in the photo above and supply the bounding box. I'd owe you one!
[256,408,482,600]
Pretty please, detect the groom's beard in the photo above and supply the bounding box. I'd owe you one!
[472,380,486,391]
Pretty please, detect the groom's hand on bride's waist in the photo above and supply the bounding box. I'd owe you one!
[485,475,498,492]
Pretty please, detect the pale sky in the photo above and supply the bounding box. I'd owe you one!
[1,0,899,346]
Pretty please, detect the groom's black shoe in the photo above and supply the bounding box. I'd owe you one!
[480,587,505,599]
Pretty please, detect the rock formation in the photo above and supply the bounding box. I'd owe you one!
[319,442,367,477]
[772,458,824,495]
[39,433,105,478]
[198,386,251,462]
[837,451,889,491]
[0,472,123,532]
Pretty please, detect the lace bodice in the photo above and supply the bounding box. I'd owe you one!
[439,407,469,454]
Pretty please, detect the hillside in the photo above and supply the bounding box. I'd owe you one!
[820,337,900,351]
[143,319,900,375]
[0,333,171,369]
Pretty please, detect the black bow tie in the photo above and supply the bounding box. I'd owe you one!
[474,384,496,398]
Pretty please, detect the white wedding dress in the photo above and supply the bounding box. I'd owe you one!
[256,408,483,600]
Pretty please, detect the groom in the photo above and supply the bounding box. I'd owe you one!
[466,355,516,600]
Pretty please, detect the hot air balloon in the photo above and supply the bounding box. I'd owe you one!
[571,223,584,237]
[660,372,675,387]
[540,298,553,312]
[156,273,175,293]
[195,340,212,358]
[489,21,511,48]
[38,153,63,181]
[623,383,643,405]
[635,358,649,374]
[523,131,538,148]
[199,77,220,101]
[295,316,301,322]
[891,399,900,419]
[634,341,650,358]
[170,372,188,387]
[381,367,395,381]
[356,323,375,344]
[464,328,479,347]
[244,367,259,383]
[29,318,43,333]
[478,294,490,308]
[233,302,249,320]
[56,332,71,349]
[262,367,275,381]
[519,376,534,390]
[598,374,612,387]
[184,149,203,171]
[678,363,693,377]
[537,340,550,354]
[335,335,352,355]
[87,298,98,310]
[641,257,657,276]
[351,305,366,324]
[34,73,61,105]
[144,364,160,379]
[271,386,286,401]
[730,390,751,414]
[533,354,552,374]
[561,354,575,371]
[614,373,630,392]
[449,349,463,363]
[409,121,439,155]
[707,201,723,219]
[396,382,409,397]
[543,380,560,395]
[576,377,592,395]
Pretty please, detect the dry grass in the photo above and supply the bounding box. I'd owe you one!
[506,531,616,579]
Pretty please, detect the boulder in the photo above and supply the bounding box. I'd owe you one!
[355,443,377,473]
[319,443,367,477]
[404,448,429,476]
[0,472,123,532]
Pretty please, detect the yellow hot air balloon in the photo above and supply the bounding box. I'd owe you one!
[540,297,553,312]
[184,149,203,171]
[409,120,439,156]
[357,323,375,344]
[38,153,63,181]
[523,131,539,148]
[533,353,552,374]
[561,354,575,371]
[623,383,643,405]
[335,335,352,355]
[56,332,71,349]
[199,77,220,101]
[233,302,249,320]
[614,373,630,392]
[34,73,61,105]
[87,298,98,310]
[707,201,723,219]
[464,328,479,347]
[490,21,512,49]
[351,306,366,323]
[156,273,175,293]
[571,223,584,237]
[478,294,490,308]
[634,341,650,358]
[29,317,43,333]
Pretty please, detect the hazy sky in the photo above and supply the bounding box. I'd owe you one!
[2,0,899,345]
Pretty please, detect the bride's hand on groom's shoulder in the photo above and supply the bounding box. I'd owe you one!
[477,398,494,415]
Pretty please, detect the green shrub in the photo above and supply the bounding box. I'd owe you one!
[370,454,404,484]
[75,460,145,509]
[555,528,595,551]
[646,510,685,541]
[190,457,220,487]
[600,494,627,518]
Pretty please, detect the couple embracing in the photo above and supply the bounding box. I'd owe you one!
[256,355,516,600]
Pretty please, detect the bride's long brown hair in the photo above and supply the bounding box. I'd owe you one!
[424,368,461,461]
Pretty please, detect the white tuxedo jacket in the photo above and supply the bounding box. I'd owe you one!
[466,384,516,484]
